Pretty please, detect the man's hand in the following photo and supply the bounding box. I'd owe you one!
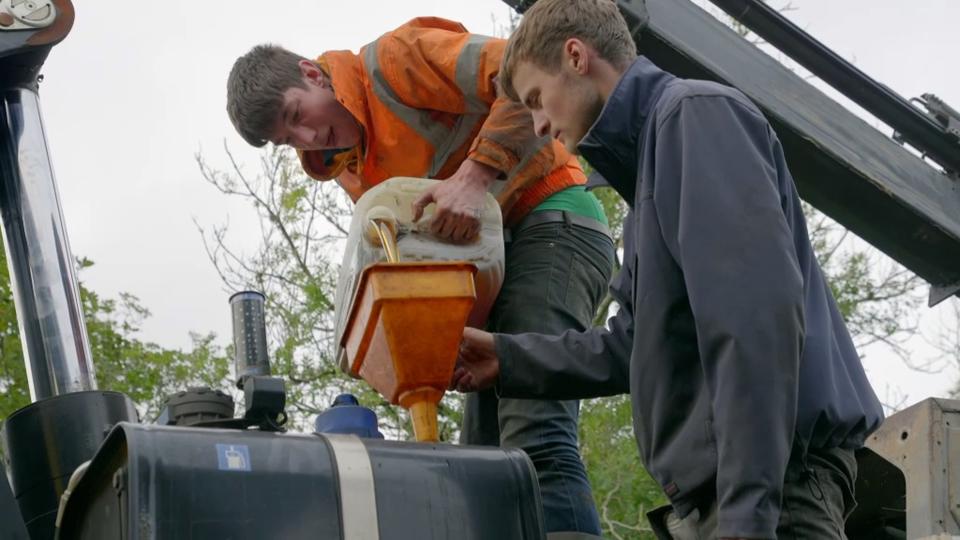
[411,159,499,244]
[449,327,500,392]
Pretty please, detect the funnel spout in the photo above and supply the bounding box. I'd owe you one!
[400,387,443,442]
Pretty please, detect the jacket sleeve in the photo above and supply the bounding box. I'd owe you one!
[652,95,804,540]
[376,18,564,180]
[495,225,636,400]
[495,306,632,400]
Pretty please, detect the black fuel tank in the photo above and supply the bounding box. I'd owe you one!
[56,422,545,540]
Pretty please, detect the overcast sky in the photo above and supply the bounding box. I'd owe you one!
[34,0,960,408]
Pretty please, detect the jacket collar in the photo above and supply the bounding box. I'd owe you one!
[299,50,371,181]
[577,56,674,202]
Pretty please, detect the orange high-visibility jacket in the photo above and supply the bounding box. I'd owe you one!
[298,17,586,226]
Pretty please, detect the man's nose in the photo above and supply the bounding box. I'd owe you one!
[294,126,316,147]
[532,112,550,138]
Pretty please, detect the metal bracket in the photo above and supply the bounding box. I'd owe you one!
[850,398,960,538]
[922,94,960,141]
[897,93,960,177]
[503,0,650,35]
[0,0,57,31]
[617,0,650,36]
[501,0,537,13]
[929,280,960,307]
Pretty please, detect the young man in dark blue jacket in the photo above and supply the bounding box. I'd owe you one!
[450,0,885,538]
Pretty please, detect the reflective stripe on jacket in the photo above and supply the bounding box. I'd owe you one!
[298,17,585,225]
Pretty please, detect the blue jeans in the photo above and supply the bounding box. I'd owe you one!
[461,215,615,535]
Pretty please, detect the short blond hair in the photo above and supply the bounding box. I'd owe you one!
[501,0,637,101]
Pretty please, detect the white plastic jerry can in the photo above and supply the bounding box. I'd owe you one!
[333,177,506,373]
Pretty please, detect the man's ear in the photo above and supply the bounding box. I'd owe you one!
[298,60,328,87]
[563,38,590,76]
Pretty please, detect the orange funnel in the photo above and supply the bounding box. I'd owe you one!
[341,262,477,441]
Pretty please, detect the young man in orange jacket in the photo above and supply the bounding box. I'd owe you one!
[227,17,613,537]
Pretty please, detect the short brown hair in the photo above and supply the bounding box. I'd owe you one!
[501,0,637,101]
[226,45,311,147]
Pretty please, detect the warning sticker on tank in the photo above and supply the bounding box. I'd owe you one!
[216,444,251,472]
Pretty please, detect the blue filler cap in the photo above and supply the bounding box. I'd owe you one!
[315,393,384,439]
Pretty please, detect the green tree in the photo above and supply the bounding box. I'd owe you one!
[0,249,29,418]
[0,250,231,422]
[196,144,348,430]
[926,299,960,399]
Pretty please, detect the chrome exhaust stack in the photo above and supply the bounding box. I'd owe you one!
[0,87,96,400]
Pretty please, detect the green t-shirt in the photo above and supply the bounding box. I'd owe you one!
[531,186,608,225]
